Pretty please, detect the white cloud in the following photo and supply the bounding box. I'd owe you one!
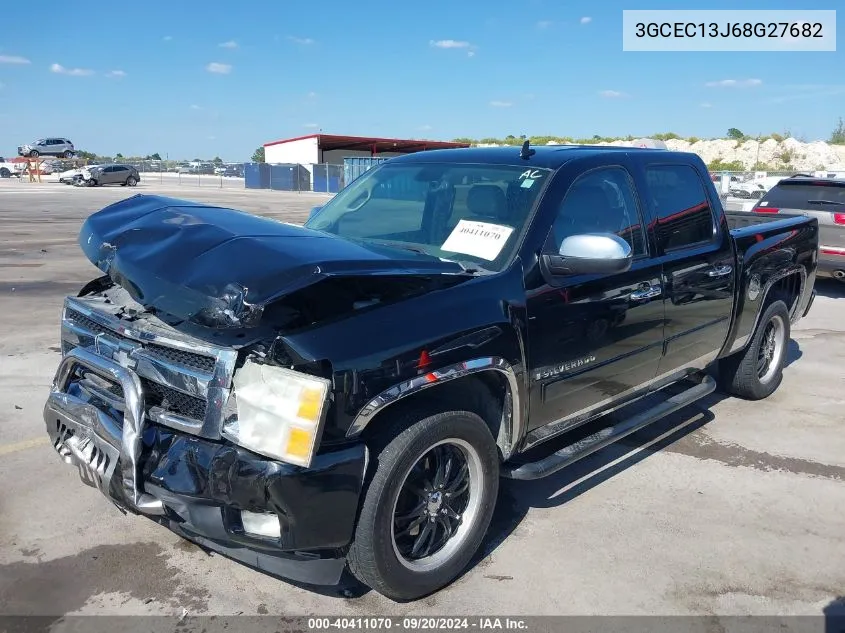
[207,135,216,140]
[163,35,173,41]
[536,20,553,29]
[705,78,762,88]
[219,40,238,49]
[419,124,433,131]
[490,100,513,107]
[306,91,317,98]
[106,70,126,78]
[50,63,94,76]
[599,90,627,98]
[205,62,232,74]
[467,50,476,57]
[190,104,202,110]
[430,39,471,49]
[288,36,315,45]
[0,55,31,64]
[303,123,319,128]
[700,102,713,108]
[580,16,592,24]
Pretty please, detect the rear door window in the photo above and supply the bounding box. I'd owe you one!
[645,164,717,252]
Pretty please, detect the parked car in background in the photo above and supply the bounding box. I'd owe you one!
[81,163,140,187]
[18,138,76,158]
[752,174,845,282]
[223,164,244,178]
[59,164,101,184]
[0,157,18,178]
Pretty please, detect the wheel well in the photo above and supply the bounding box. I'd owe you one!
[766,272,802,318]
[358,372,510,460]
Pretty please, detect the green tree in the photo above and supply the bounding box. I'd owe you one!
[115,152,124,159]
[76,150,97,160]
[830,117,845,145]
[251,147,265,162]
[212,156,224,165]
[726,128,744,140]
[708,159,745,171]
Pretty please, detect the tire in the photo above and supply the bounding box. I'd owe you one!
[0,168,10,178]
[29,150,39,158]
[87,179,97,187]
[719,299,790,400]
[63,151,73,159]
[347,408,499,601]
[126,176,137,187]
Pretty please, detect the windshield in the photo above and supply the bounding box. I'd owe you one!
[304,162,551,271]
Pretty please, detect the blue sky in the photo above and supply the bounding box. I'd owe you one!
[1,0,842,160]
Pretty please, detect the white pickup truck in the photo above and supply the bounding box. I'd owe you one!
[0,157,20,178]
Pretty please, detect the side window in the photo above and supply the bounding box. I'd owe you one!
[646,164,716,251]
[103,166,115,173]
[550,166,647,257]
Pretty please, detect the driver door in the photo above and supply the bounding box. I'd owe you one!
[525,162,665,433]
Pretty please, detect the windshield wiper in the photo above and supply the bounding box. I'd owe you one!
[806,199,845,205]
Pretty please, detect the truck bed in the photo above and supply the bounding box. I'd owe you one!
[725,209,802,231]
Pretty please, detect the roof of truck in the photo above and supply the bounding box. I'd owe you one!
[389,143,683,169]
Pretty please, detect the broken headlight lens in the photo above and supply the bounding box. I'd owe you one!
[222,360,330,468]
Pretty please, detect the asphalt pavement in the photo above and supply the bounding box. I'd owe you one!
[1,178,843,618]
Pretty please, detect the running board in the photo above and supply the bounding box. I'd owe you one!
[502,375,717,481]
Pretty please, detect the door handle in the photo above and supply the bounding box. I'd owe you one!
[707,264,733,277]
[630,284,662,300]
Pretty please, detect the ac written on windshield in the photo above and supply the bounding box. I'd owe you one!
[304,162,552,272]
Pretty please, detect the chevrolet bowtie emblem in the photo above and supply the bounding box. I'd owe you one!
[112,349,136,370]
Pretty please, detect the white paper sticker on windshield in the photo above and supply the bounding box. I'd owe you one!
[760,201,769,206]
[441,220,515,261]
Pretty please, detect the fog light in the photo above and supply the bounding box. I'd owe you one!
[241,510,281,539]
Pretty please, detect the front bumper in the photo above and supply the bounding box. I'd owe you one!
[44,347,368,587]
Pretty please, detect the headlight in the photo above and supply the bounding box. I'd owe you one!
[222,360,330,468]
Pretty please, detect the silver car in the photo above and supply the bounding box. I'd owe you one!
[751,175,845,282]
[81,164,141,187]
[18,138,76,159]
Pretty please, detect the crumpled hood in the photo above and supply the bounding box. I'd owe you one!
[79,194,469,328]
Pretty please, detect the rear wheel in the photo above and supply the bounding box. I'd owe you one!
[719,299,790,400]
[63,151,73,159]
[348,408,499,601]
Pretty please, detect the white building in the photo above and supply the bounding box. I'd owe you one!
[263,133,468,167]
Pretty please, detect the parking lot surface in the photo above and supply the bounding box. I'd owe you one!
[1,178,843,617]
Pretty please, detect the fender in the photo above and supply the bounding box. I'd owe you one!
[346,356,523,460]
[725,264,806,356]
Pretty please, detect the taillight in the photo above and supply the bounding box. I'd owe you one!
[754,207,779,214]
[833,213,845,225]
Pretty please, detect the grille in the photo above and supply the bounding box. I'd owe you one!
[141,378,208,420]
[66,308,105,334]
[144,343,216,374]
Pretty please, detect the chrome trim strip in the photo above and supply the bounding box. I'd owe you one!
[347,357,523,460]
[49,346,164,515]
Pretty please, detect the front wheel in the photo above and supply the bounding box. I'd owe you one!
[126,176,137,187]
[719,299,790,400]
[348,409,499,601]
[28,150,39,158]
[0,168,10,178]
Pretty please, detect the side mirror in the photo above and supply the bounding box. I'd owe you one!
[542,233,633,277]
[307,205,323,221]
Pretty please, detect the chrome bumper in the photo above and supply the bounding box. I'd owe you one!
[44,346,164,515]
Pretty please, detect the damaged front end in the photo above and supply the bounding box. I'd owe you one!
[44,284,368,585]
[44,194,479,585]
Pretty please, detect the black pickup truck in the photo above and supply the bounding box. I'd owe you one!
[44,143,818,601]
